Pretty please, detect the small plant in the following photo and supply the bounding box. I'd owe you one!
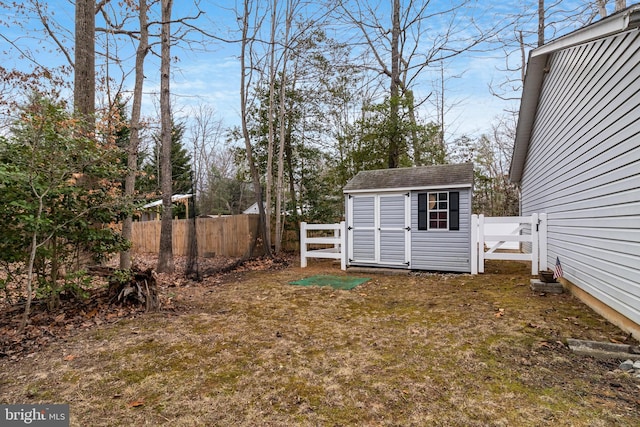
[61,270,91,300]
[111,268,133,286]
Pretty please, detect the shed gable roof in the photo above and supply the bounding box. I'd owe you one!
[343,163,473,193]
[510,5,640,183]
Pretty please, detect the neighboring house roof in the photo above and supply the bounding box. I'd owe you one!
[510,5,640,183]
[343,163,474,193]
[242,202,265,214]
[141,194,192,209]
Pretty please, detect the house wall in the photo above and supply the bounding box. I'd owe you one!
[410,188,472,273]
[520,30,640,328]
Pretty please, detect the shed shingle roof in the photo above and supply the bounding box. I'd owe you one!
[343,163,473,193]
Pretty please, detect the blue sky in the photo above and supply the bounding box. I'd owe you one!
[162,0,607,141]
[0,0,615,143]
[162,0,511,139]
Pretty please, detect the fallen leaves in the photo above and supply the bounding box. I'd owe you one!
[537,340,565,350]
[0,254,294,360]
[127,400,144,408]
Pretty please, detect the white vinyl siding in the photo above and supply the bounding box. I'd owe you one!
[520,30,640,325]
[410,188,472,273]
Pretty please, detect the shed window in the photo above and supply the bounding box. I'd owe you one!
[418,191,460,231]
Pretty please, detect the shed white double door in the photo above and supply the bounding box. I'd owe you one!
[347,193,411,267]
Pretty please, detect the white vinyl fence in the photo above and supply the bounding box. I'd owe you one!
[300,215,547,275]
[300,222,346,270]
[471,213,547,275]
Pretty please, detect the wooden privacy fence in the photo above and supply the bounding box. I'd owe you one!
[471,213,547,275]
[131,215,261,257]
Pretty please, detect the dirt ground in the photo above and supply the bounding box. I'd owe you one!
[1,255,639,426]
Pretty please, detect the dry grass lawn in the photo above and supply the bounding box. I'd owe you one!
[1,258,639,426]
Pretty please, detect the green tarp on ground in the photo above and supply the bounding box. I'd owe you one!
[289,275,369,290]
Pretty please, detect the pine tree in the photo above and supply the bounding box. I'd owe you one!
[139,121,192,196]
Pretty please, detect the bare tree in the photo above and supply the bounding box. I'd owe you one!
[264,0,278,253]
[157,0,174,273]
[491,0,616,103]
[339,0,498,166]
[74,0,95,131]
[597,0,608,17]
[274,0,295,253]
[189,105,227,213]
[388,0,401,168]
[538,0,545,47]
[120,0,150,271]
[239,0,272,257]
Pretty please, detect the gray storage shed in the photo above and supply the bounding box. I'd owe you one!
[511,6,640,337]
[343,163,474,272]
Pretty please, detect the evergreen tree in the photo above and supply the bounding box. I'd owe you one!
[139,121,192,196]
[334,96,443,182]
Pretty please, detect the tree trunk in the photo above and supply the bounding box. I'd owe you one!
[274,0,293,254]
[157,0,174,273]
[274,73,287,253]
[240,0,271,257]
[519,30,525,83]
[284,67,298,221]
[436,59,445,152]
[120,0,149,271]
[615,0,626,12]
[537,0,544,47]
[74,0,95,133]
[388,0,401,168]
[265,0,278,253]
[285,119,297,219]
[596,0,608,18]
[20,196,45,332]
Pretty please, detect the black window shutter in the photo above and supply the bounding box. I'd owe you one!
[418,193,427,230]
[449,192,460,231]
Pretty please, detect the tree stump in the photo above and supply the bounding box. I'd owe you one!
[107,268,159,312]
